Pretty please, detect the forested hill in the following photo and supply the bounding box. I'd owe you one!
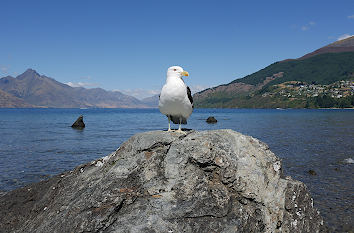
[194,36,354,109]
[231,52,354,87]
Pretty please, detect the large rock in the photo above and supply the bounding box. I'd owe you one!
[0,130,327,233]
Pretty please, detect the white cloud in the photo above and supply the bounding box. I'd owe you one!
[79,76,92,80]
[348,15,354,19]
[337,34,353,41]
[189,85,210,94]
[0,66,9,74]
[65,82,99,88]
[300,21,316,31]
[116,88,160,100]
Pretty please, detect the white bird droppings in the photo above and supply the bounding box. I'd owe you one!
[95,161,104,167]
[273,161,281,172]
[291,219,297,227]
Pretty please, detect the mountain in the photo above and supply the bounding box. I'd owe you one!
[141,94,159,108]
[298,35,354,60]
[194,36,354,108]
[0,69,148,108]
[71,87,145,108]
[0,89,35,108]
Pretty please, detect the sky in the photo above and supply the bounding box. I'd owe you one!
[0,0,353,99]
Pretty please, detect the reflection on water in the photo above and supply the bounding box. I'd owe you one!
[0,108,353,231]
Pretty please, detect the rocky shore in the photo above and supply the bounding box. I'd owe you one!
[0,130,327,232]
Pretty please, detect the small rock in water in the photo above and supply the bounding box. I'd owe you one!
[206,116,217,124]
[308,169,317,175]
[71,115,85,128]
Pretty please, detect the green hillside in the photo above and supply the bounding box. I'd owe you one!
[195,52,354,108]
[231,52,354,86]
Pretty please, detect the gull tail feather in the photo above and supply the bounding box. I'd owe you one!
[169,115,187,124]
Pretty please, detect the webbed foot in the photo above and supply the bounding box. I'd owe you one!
[175,129,186,134]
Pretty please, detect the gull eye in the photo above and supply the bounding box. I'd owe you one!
[173,68,177,71]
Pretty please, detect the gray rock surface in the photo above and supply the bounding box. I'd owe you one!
[0,130,327,233]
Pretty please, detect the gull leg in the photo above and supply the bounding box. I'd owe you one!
[176,117,186,134]
[167,116,173,132]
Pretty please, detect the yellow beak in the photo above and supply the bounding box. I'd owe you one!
[181,71,189,77]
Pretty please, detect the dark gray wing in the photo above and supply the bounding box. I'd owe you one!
[187,86,194,108]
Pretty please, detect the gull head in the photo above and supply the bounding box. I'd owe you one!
[167,66,189,78]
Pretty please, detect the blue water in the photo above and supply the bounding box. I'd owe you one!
[0,108,353,230]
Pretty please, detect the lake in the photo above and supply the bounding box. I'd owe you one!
[0,108,353,231]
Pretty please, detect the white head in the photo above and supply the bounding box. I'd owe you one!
[167,66,189,78]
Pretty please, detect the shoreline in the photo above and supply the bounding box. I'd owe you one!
[0,106,354,110]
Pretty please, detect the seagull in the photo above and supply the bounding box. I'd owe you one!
[159,66,193,133]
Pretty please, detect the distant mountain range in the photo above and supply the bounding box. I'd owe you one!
[141,94,159,107]
[0,89,35,108]
[0,69,157,108]
[2,36,353,109]
[194,36,354,108]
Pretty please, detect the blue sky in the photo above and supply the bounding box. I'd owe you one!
[0,0,353,99]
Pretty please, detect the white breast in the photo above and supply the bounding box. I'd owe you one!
[158,77,193,119]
